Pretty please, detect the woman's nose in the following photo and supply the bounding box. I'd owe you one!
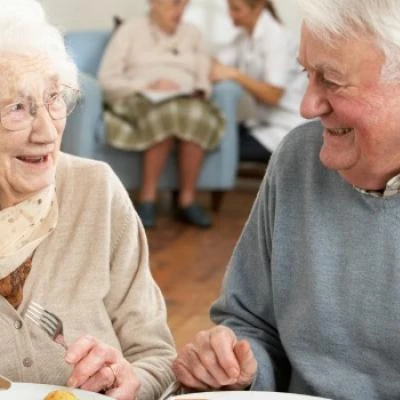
[300,79,332,119]
[30,106,60,142]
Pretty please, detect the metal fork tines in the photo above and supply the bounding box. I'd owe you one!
[25,301,67,350]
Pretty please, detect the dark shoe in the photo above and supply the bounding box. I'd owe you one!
[176,203,212,229]
[136,202,156,228]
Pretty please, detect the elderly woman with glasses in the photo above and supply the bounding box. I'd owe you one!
[98,0,224,229]
[0,1,175,399]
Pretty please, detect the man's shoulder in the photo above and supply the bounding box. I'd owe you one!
[278,120,323,157]
[267,120,324,179]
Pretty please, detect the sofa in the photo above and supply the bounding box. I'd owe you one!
[62,30,243,210]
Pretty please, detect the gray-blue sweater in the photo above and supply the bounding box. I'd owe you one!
[211,120,400,399]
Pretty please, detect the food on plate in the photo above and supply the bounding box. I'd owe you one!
[43,390,79,400]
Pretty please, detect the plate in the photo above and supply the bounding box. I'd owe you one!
[1,382,112,399]
[172,392,331,400]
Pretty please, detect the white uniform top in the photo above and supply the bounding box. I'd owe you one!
[218,10,307,152]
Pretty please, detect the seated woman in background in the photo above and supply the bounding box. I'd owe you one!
[98,0,224,229]
[0,1,175,399]
[212,0,307,163]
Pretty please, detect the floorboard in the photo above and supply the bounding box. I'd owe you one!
[145,183,260,350]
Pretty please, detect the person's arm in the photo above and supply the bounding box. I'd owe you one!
[210,166,290,391]
[104,173,176,400]
[174,165,289,391]
[211,60,284,105]
[191,26,212,97]
[233,68,284,105]
[98,21,149,100]
[212,28,297,107]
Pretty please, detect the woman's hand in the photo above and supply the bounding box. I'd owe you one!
[146,79,181,91]
[65,335,140,400]
[172,326,257,391]
[210,61,238,83]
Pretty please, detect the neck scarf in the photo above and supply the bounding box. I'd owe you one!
[0,184,58,279]
[0,257,32,308]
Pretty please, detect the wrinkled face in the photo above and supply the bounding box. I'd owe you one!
[227,0,262,31]
[298,24,400,189]
[0,53,66,209]
[151,0,189,34]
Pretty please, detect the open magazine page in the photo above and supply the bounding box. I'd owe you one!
[140,89,193,103]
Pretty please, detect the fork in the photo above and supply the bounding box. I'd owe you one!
[25,301,68,350]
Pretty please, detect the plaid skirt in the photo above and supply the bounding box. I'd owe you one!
[104,94,225,151]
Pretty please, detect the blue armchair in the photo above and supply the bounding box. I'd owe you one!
[62,30,243,210]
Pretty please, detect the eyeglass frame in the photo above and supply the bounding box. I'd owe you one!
[0,84,80,132]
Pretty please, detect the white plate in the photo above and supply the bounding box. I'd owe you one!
[172,392,331,400]
[1,382,112,399]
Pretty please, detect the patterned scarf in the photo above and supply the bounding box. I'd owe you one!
[0,184,58,280]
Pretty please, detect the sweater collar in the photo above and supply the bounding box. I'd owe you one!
[353,173,400,198]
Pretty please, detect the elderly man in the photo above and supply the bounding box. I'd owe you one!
[172,0,400,399]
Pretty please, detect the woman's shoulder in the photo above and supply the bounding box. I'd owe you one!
[55,154,138,241]
[56,153,133,214]
[179,21,203,38]
[115,15,148,35]
[56,153,119,189]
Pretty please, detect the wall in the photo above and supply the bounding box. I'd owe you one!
[40,0,147,30]
[40,0,303,38]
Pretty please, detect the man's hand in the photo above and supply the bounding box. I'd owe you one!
[172,326,257,390]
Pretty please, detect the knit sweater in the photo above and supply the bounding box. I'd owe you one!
[211,120,400,399]
[0,153,175,400]
[98,16,211,102]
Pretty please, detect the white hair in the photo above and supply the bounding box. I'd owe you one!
[0,0,46,23]
[0,0,78,87]
[295,0,400,81]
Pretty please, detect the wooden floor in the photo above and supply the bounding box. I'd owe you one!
[145,180,260,350]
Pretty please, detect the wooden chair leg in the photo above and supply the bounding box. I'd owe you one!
[211,191,225,212]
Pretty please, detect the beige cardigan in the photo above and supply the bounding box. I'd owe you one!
[98,15,212,102]
[0,153,175,400]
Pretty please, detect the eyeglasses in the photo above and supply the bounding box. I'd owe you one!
[0,85,80,131]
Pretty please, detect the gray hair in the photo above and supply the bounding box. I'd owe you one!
[295,0,400,81]
[0,0,78,87]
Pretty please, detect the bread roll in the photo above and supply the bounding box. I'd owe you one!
[43,390,79,400]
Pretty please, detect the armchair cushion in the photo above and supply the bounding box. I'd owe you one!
[65,31,110,76]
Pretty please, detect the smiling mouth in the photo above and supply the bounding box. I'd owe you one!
[17,155,49,163]
[327,128,353,136]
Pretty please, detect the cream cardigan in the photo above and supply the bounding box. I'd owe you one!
[0,153,175,400]
[98,16,212,102]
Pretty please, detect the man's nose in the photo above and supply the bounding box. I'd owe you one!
[300,79,332,119]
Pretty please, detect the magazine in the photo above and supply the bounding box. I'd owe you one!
[140,89,192,103]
